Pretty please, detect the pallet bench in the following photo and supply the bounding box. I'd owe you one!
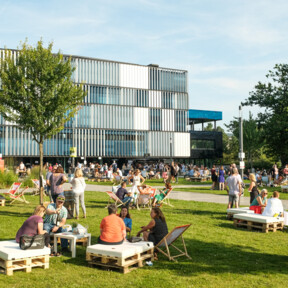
[0,195,5,206]
[233,213,284,233]
[281,186,288,193]
[86,242,154,274]
[0,240,50,276]
[226,207,254,220]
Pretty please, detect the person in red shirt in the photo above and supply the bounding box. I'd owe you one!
[98,204,126,245]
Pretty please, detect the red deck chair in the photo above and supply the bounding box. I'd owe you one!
[105,191,129,208]
[155,224,191,261]
[3,182,29,204]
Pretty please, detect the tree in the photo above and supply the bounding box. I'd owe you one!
[226,112,263,168]
[242,64,288,165]
[0,40,86,203]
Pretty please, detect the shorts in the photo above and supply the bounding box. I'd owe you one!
[229,194,239,204]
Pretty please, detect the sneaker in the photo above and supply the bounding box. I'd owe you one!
[146,261,153,266]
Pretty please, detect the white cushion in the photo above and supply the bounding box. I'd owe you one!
[233,213,284,224]
[227,207,254,214]
[0,240,50,261]
[86,241,154,258]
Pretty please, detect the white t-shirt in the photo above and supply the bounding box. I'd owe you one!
[262,198,283,217]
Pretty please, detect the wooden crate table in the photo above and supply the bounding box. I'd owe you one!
[226,207,254,220]
[0,195,5,206]
[0,240,50,276]
[86,241,154,274]
[54,232,91,258]
[233,213,284,233]
[281,186,288,193]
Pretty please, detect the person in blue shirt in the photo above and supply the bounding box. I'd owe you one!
[119,206,132,235]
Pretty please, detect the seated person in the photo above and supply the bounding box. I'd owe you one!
[250,189,268,214]
[16,205,50,247]
[262,191,284,217]
[152,183,172,206]
[115,182,133,206]
[107,168,113,180]
[137,184,152,194]
[193,169,201,178]
[154,172,161,179]
[98,204,126,245]
[188,169,194,177]
[119,206,132,236]
[136,207,168,246]
[148,170,155,179]
[141,169,147,179]
[43,195,69,253]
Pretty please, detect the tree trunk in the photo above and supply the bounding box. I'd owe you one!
[39,139,44,205]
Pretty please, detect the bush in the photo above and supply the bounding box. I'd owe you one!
[0,170,18,188]
[22,178,34,188]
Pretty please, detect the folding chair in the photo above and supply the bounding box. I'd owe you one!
[155,188,174,207]
[105,191,129,208]
[137,187,157,210]
[3,182,29,204]
[155,224,191,261]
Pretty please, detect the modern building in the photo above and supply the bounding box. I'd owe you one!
[189,109,223,166]
[0,50,191,167]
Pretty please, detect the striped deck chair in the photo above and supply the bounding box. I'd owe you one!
[3,182,29,204]
[155,224,191,261]
[105,191,129,208]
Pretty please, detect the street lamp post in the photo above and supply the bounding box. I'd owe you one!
[170,136,173,163]
[239,105,244,180]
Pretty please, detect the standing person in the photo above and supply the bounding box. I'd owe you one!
[129,169,145,204]
[218,166,225,190]
[274,164,279,180]
[248,173,259,204]
[16,205,50,248]
[136,208,168,247]
[170,162,176,183]
[70,168,87,220]
[210,165,218,190]
[225,168,242,209]
[47,166,67,203]
[112,161,117,173]
[45,166,54,203]
[174,163,180,183]
[43,195,69,254]
[98,204,126,245]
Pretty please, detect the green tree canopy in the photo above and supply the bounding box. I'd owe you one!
[242,64,288,165]
[0,40,86,203]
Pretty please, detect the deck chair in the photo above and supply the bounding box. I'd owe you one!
[137,188,157,210]
[155,224,191,261]
[105,191,129,208]
[155,188,173,207]
[31,176,46,196]
[3,182,29,204]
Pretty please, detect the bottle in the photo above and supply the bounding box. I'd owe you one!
[56,210,61,227]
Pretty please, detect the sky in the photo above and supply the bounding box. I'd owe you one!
[1,0,287,129]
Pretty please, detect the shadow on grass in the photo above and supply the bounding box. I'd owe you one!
[154,238,288,277]
[172,209,225,217]
[0,211,31,217]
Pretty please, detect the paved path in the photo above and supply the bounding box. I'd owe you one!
[2,183,288,209]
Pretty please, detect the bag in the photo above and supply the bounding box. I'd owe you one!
[128,236,142,243]
[19,234,45,250]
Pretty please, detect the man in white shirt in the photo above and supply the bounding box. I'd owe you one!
[262,191,284,217]
[116,168,123,177]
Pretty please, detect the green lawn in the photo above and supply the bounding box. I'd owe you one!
[176,186,288,200]
[1,192,288,288]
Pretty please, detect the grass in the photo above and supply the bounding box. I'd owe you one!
[1,192,288,287]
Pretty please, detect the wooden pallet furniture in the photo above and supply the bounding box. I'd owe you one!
[226,207,254,220]
[233,213,284,233]
[0,195,5,206]
[281,185,288,193]
[0,240,50,276]
[86,242,154,274]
